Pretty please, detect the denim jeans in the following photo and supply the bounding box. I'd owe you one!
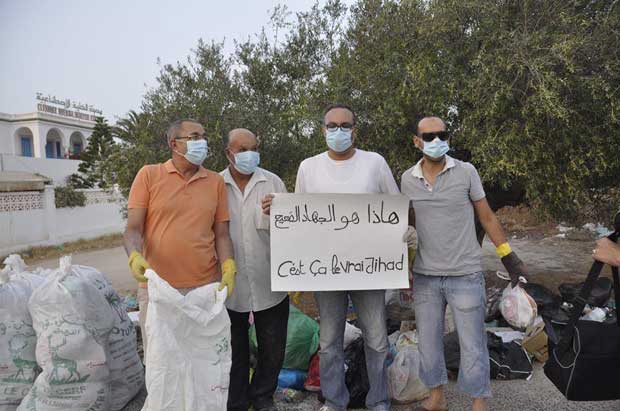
[227,297,289,411]
[413,272,491,398]
[315,290,390,411]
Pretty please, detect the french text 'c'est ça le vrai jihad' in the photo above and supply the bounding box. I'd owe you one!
[277,253,405,278]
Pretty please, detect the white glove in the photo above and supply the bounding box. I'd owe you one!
[402,226,416,248]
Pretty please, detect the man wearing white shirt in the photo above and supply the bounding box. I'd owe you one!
[221,128,288,411]
[263,104,399,411]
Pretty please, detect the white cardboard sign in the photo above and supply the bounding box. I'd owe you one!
[270,193,409,291]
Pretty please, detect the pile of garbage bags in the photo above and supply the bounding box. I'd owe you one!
[0,255,143,411]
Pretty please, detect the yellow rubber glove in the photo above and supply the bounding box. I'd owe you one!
[219,258,236,297]
[128,251,149,283]
[289,291,302,306]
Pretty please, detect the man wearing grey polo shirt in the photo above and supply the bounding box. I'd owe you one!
[220,128,288,411]
[401,117,527,411]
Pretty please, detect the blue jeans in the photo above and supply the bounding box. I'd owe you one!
[315,290,390,411]
[413,272,491,398]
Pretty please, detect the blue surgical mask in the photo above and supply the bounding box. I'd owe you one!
[326,128,353,153]
[181,140,208,165]
[233,151,260,175]
[422,138,449,159]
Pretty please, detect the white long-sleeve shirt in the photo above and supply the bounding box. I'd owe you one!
[220,167,288,312]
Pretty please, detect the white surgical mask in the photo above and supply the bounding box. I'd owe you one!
[176,140,208,165]
[233,151,260,175]
[422,138,449,160]
[326,128,353,153]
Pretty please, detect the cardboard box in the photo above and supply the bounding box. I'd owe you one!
[522,321,548,362]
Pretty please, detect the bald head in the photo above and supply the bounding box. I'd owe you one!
[226,128,259,160]
[227,128,257,148]
[416,117,446,136]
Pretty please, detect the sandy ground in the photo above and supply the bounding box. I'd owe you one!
[31,234,620,411]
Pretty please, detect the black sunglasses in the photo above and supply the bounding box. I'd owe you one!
[420,131,449,142]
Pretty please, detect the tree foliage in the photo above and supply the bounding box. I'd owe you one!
[105,0,620,219]
[70,117,115,189]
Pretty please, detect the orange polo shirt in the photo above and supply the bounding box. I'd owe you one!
[127,159,230,288]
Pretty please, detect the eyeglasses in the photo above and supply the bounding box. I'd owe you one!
[420,131,449,142]
[325,122,354,132]
[175,133,208,142]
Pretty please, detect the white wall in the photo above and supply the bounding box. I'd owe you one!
[0,187,125,256]
[0,122,13,154]
[55,203,124,242]
[0,209,49,250]
[0,154,80,185]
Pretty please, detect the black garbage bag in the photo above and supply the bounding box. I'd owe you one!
[485,287,503,322]
[344,337,369,409]
[443,331,533,380]
[523,282,561,316]
[487,333,533,380]
[444,331,461,373]
[559,277,612,307]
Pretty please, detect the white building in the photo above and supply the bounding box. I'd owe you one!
[0,96,125,255]
[0,94,100,185]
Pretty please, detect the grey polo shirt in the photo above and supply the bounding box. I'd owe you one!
[220,167,288,312]
[401,156,486,276]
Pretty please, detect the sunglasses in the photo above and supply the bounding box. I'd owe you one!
[420,131,449,142]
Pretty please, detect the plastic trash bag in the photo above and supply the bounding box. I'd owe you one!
[21,257,115,411]
[385,289,415,321]
[485,286,503,322]
[141,269,231,411]
[277,369,307,390]
[388,348,428,404]
[444,332,533,380]
[0,256,45,411]
[303,354,320,392]
[499,282,537,329]
[250,305,319,371]
[487,333,533,380]
[559,278,612,308]
[344,337,369,409]
[387,331,428,404]
[67,263,144,410]
[343,322,362,350]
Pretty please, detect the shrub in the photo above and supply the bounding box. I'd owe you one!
[54,186,86,208]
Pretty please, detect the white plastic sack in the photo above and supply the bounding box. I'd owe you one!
[19,257,115,411]
[499,283,537,329]
[343,322,362,350]
[142,269,231,411]
[387,333,428,404]
[65,261,144,410]
[395,330,419,350]
[0,255,45,411]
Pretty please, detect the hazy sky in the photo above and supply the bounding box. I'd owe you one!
[0,0,340,121]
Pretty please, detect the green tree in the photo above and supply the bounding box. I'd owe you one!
[69,116,115,188]
[104,0,620,220]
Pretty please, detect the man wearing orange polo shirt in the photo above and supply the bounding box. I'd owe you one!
[123,119,236,355]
